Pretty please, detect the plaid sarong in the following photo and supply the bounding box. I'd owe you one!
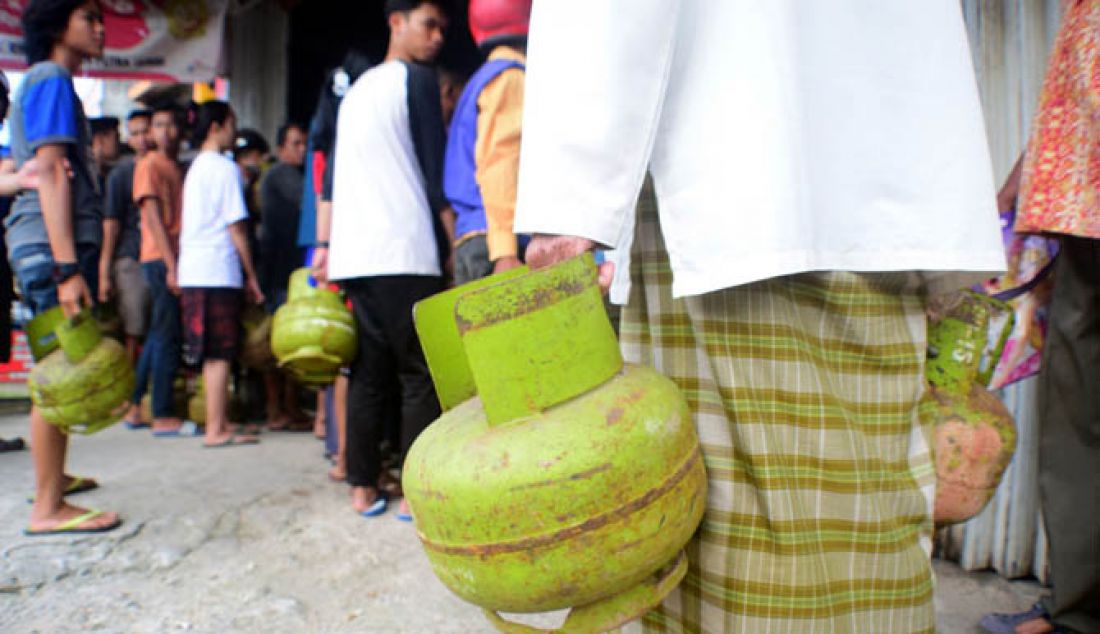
[625,193,936,633]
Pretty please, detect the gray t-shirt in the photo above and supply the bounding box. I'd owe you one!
[5,61,102,250]
[104,158,141,260]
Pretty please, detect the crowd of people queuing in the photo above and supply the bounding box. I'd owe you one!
[0,0,1097,632]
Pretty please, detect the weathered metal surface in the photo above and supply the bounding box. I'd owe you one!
[924,291,1018,526]
[455,255,623,426]
[484,553,688,634]
[270,268,357,385]
[414,265,530,411]
[28,311,135,435]
[405,255,707,631]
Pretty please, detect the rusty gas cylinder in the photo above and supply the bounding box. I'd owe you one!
[403,255,706,633]
[922,290,1017,525]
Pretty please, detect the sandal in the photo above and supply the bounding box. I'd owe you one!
[203,434,260,448]
[24,509,122,536]
[0,437,26,452]
[359,492,389,518]
[27,474,99,503]
[980,603,1063,634]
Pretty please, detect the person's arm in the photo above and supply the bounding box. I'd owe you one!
[37,143,90,316]
[140,196,179,293]
[229,220,263,304]
[222,162,263,304]
[311,150,334,284]
[475,65,525,273]
[98,218,119,302]
[516,0,680,288]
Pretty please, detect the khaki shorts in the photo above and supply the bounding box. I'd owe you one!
[112,256,150,337]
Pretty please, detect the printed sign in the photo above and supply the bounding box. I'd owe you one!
[0,0,227,82]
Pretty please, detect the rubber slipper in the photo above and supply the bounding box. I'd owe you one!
[269,420,313,432]
[203,434,260,448]
[980,603,1059,634]
[396,510,413,522]
[153,421,201,437]
[24,510,122,536]
[1,437,26,452]
[27,475,99,503]
[360,493,388,518]
[123,420,150,430]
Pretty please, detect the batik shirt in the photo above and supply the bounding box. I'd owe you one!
[1016,0,1100,239]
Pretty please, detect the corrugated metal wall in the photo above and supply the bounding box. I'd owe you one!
[936,0,1062,583]
[226,1,289,144]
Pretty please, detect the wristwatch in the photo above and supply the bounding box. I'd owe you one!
[51,261,80,284]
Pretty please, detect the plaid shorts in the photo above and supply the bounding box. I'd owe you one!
[181,287,242,367]
[626,188,936,633]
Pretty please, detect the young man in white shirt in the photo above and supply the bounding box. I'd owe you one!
[178,101,264,448]
[312,0,450,519]
[515,1,1005,632]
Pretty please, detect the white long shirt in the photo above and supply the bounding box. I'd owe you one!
[514,0,1006,302]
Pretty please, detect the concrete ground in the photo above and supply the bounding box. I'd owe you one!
[0,411,1042,633]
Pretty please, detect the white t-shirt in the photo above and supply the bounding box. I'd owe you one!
[178,151,248,288]
[515,0,1006,302]
[328,61,445,280]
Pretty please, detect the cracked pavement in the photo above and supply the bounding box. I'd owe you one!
[0,411,1040,632]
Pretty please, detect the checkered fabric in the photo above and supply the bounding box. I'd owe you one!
[625,191,936,633]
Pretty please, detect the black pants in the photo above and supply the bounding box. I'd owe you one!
[343,275,443,489]
[1039,236,1100,634]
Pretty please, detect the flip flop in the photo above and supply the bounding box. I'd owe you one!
[23,509,122,536]
[123,420,150,430]
[0,437,26,452]
[360,493,388,518]
[27,475,99,503]
[203,434,260,448]
[268,420,313,432]
[152,421,202,437]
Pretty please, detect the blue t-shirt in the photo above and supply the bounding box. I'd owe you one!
[5,61,102,251]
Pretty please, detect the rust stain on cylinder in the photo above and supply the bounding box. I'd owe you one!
[418,448,702,557]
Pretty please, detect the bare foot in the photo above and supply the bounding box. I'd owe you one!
[151,417,184,434]
[231,422,262,436]
[28,501,120,533]
[328,464,346,482]
[122,403,144,425]
[398,498,410,516]
[1015,618,1055,634]
[203,431,260,447]
[313,414,326,440]
[349,486,381,514]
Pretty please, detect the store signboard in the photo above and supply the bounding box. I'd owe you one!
[0,0,227,82]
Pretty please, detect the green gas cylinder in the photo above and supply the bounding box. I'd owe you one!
[270,268,356,385]
[404,255,706,633]
[27,310,135,435]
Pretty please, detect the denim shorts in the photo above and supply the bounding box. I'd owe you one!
[10,243,100,317]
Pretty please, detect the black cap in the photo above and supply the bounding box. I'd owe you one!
[233,128,269,159]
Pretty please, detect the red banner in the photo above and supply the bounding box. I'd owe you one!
[0,0,227,82]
